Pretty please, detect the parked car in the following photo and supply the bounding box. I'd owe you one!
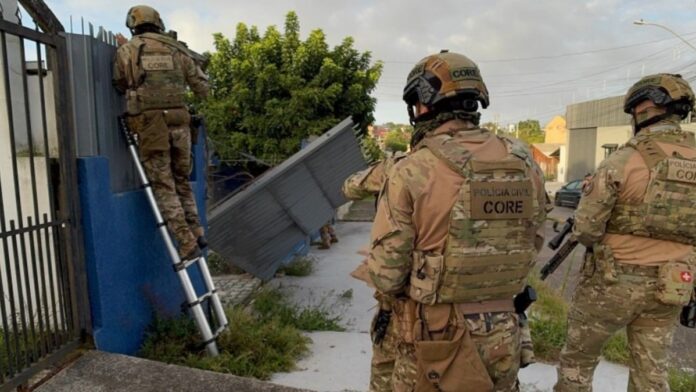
[554,179,583,208]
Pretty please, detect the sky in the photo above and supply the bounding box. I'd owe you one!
[45,0,696,127]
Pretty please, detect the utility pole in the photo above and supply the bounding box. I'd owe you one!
[634,19,696,53]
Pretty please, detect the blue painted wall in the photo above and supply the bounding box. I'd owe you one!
[78,128,208,355]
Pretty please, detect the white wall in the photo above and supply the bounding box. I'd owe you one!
[595,126,633,167]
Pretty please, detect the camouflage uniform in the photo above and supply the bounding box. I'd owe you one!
[555,74,696,392]
[113,12,209,258]
[319,223,338,249]
[369,121,547,392]
[344,156,405,392]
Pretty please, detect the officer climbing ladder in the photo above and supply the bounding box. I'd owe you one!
[119,116,228,356]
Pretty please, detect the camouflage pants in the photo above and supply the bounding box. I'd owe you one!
[392,312,520,392]
[320,224,337,247]
[370,308,398,392]
[140,124,201,256]
[555,264,680,392]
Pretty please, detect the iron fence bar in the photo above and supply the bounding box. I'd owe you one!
[19,35,47,359]
[0,166,17,379]
[25,216,46,357]
[36,33,58,347]
[0,338,80,392]
[42,214,64,345]
[0,219,65,239]
[52,33,86,337]
[0,29,30,371]
[8,220,30,368]
[0,18,53,46]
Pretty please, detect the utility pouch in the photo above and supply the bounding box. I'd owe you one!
[126,90,141,115]
[137,111,170,159]
[593,245,618,284]
[656,260,695,306]
[393,298,417,344]
[162,108,190,127]
[580,248,596,278]
[409,251,443,305]
[414,306,493,392]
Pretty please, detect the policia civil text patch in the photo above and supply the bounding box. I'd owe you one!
[470,180,534,220]
[667,158,696,184]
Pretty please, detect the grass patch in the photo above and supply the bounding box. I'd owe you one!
[139,307,310,380]
[527,275,629,364]
[252,288,344,332]
[207,250,246,276]
[339,289,353,299]
[277,257,314,277]
[669,369,696,392]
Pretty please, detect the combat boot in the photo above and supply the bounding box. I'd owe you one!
[193,226,208,250]
[180,240,201,261]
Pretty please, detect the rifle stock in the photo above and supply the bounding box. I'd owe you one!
[540,216,576,280]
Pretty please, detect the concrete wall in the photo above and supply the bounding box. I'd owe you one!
[79,127,208,355]
[566,127,597,181]
[595,125,633,166]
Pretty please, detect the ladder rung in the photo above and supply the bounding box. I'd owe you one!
[185,289,218,308]
[173,256,200,272]
[212,324,228,339]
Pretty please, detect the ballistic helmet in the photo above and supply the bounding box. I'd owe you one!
[126,5,165,32]
[403,50,489,121]
[623,73,694,123]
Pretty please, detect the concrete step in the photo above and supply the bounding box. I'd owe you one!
[36,350,312,392]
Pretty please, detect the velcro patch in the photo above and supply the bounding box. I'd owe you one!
[450,66,480,81]
[470,180,534,220]
[666,158,696,184]
[142,55,174,71]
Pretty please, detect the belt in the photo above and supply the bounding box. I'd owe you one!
[456,299,515,315]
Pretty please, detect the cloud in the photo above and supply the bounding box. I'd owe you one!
[50,0,696,125]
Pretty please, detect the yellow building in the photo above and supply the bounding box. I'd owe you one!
[544,115,567,144]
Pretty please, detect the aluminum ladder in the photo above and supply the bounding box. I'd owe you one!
[119,116,228,356]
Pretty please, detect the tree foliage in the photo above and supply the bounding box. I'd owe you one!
[201,11,383,164]
[383,129,409,152]
[515,119,544,144]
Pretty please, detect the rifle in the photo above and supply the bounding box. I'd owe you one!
[681,289,696,328]
[514,285,537,320]
[540,217,578,280]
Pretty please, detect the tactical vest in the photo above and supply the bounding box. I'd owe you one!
[408,133,542,305]
[605,127,696,245]
[126,34,187,114]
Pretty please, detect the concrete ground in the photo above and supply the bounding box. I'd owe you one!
[36,351,310,392]
[269,220,630,392]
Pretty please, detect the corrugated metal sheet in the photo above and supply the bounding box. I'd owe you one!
[566,95,631,130]
[566,127,597,181]
[208,117,367,280]
[66,32,138,193]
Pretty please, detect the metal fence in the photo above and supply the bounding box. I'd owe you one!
[0,1,88,390]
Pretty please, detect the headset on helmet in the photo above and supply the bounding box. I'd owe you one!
[126,5,165,32]
[403,50,489,124]
[624,73,694,130]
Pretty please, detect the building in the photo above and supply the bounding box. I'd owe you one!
[530,143,561,180]
[564,95,696,182]
[544,115,568,144]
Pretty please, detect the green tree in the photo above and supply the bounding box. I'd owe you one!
[361,135,384,163]
[515,119,544,145]
[202,11,383,164]
[383,129,409,152]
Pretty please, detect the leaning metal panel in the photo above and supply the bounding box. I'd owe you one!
[208,117,367,280]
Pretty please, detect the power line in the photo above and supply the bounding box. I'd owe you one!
[379,31,696,65]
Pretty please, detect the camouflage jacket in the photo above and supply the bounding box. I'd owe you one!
[112,32,208,99]
[573,120,696,249]
[367,121,547,295]
[342,152,406,200]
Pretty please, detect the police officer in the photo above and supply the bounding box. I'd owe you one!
[113,5,209,261]
[343,152,407,392]
[554,74,696,392]
[368,50,548,391]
